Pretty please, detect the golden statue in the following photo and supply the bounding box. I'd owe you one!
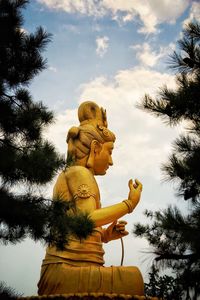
[38,101,144,297]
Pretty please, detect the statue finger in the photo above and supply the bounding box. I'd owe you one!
[109,219,117,229]
[118,220,127,225]
[128,179,133,190]
[116,225,124,232]
[121,230,129,236]
[135,179,143,191]
[117,224,126,230]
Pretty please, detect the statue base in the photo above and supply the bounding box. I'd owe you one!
[20,293,158,300]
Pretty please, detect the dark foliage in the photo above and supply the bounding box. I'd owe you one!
[145,265,184,300]
[0,187,94,247]
[134,20,200,299]
[0,0,93,249]
[0,282,21,300]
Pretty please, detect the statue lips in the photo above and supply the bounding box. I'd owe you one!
[105,165,110,172]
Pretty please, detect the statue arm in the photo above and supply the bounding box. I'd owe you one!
[90,179,142,227]
[66,167,142,228]
[89,201,130,227]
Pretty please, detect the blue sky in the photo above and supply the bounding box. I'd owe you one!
[1,0,200,296]
[22,0,192,110]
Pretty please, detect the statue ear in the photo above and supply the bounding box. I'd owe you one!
[92,140,102,154]
[86,140,102,168]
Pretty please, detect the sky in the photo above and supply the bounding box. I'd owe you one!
[1,0,200,296]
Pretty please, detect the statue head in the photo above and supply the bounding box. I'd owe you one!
[66,101,116,175]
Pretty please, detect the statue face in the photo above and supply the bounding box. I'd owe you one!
[93,141,114,175]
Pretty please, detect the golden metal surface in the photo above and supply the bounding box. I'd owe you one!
[38,102,143,296]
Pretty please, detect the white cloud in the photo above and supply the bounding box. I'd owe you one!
[131,43,160,67]
[122,13,134,23]
[130,42,176,67]
[48,66,58,72]
[37,0,106,17]
[96,36,109,57]
[44,108,77,155]
[183,1,200,27]
[38,0,190,34]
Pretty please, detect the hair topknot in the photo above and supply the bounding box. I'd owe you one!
[78,101,107,127]
[66,101,115,161]
[67,126,80,142]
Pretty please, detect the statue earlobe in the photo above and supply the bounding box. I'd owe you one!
[86,140,101,169]
[86,140,95,169]
[86,150,94,169]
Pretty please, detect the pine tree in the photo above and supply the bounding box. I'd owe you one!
[133,20,200,300]
[144,265,183,300]
[0,0,93,249]
[0,282,21,300]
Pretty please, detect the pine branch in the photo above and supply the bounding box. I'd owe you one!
[155,252,199,262]
[2,92,24,109]
[178,37,195,61]
[0,137,24,152]
[184,20,200,42]
[0,281,21,300]
[27,26,52,52]
[135,20,200,294]
[0,187,94,248]
[169,51,191,73]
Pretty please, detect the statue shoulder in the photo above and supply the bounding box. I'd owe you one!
[65,166,92,178]
[65,166,98,200]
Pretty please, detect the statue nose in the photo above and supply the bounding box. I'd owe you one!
[109,157,113,165]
